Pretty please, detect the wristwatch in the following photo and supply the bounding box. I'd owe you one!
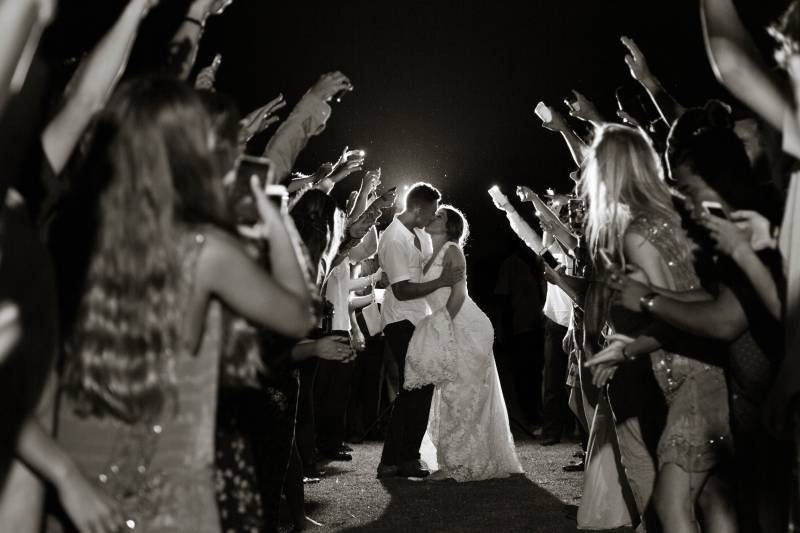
[639,292,659,313]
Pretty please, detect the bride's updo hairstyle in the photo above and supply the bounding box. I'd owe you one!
[441,205,469,248]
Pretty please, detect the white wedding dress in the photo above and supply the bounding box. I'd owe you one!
[404,242,523,482]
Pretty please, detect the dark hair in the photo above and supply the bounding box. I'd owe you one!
[198,89,241,177]
[290,188,342,280]
[405,182,441,209]
[441,205,469,248]
[666,101,762,211]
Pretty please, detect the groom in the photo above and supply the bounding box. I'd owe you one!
[376,182,463,478]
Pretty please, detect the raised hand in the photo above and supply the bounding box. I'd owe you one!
[336,146,366,168]
[540,108,570,133]
[239,94,287,144]
[621,36,654,85]
[363,168,381,195]
[372,186,398,209]
[566,90,603,124]
[515,185,535,203]
[616,109,642,128]
[308,72,352,103]
[328,160,364,184]
[194,53,221,91]
[489,187,512,211]
[189,0,235,19]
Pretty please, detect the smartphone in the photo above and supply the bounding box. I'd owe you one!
[534,102,552,123]
[488,185,507,204]
[540,249,561,270]
[701,200,728,219]
[264,184,288,210]
[233,155,274,201]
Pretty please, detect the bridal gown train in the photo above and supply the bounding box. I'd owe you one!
[404,242,523,482]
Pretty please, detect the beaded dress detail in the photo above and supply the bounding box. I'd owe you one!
[626,213,732,472]
[51,229,222,533]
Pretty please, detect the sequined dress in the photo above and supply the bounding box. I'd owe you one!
[49,229,222,533]
[625,214,731,472]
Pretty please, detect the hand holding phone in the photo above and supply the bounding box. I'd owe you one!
[701,200,728,220]
[534,102,552,123]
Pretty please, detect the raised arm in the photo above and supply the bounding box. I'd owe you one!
[263,72,350,183]
[701,0,791,131]
[490,186,545,252]
[620,36,685,125]
[164,0,235,81]
[42,0,156,175]
[516,186,579,253]
[539,106,588,167]
[198,181,314,340]
[0,0,55,116]
[348,169,380,220]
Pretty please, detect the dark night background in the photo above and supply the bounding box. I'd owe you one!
[36,0,790,305]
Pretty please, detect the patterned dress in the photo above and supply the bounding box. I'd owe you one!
[49,229,222,533]
[625,213,732,472]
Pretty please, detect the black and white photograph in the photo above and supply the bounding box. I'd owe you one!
[0,0,797,532]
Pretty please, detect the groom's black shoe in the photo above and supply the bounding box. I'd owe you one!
[397,460,430,478]
[376,463,398,479]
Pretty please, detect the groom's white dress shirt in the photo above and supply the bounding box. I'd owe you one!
[378,216,432,330]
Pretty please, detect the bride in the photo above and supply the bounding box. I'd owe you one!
[404,205,523,482]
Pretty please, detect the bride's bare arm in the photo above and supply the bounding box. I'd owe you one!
[445,246,467,318]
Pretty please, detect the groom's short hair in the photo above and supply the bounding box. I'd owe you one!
[405,182,441,209]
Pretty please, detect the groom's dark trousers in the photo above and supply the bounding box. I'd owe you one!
[380,320,434,466]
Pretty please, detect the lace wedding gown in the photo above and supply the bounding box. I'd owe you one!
[405,242,523,482]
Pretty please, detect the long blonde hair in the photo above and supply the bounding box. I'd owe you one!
[579,124,677,261]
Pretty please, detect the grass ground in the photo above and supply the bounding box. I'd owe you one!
[287,435,635,533]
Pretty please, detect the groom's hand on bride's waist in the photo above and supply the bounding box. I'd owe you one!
[438,262,465,287]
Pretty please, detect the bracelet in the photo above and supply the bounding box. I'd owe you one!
[184,16,205,29]
[639,292,659,313]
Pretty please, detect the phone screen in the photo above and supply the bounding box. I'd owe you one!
[234,156,274,200]
[702,202,728,220]
[540,250,561,270]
